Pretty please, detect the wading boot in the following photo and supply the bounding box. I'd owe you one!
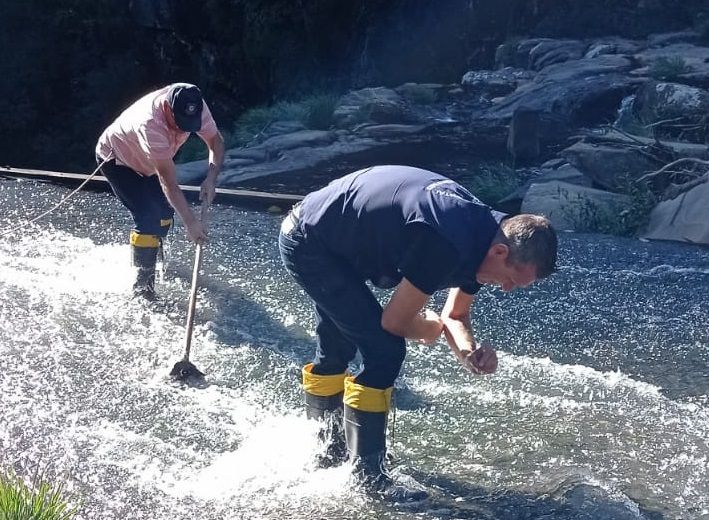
[130,231,159,301]
[344,377,428,503]
[302,363,348,468]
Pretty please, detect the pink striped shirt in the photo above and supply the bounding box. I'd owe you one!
[96,85,218,176]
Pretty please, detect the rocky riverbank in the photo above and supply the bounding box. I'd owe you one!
[178,30,709,245]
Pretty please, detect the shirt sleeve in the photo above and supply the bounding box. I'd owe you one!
[398,223,460,295]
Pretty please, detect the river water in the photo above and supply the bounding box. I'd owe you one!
[0,178,707,520]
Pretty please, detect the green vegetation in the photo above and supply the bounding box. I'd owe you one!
[457,162,526,205]
[562,179,656,236]
[649,56,692,81]
[174,93,339,163]
[0,468,77,520]
[231,94,338,147]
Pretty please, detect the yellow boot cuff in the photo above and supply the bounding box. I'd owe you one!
[130,231,160,248]
[302,363,346,397]
[343,376,392,413]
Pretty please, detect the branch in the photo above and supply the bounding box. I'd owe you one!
[638,157,709,182]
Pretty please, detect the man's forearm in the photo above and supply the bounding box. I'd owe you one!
[162,181,196,226]
[441,316,476,361]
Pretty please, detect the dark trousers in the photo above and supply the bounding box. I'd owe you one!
[97,157,173,237]
[278,211,406,390]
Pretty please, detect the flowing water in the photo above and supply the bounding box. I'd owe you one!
[0,178,708,520]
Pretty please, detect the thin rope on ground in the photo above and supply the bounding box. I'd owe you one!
[0,156,112,238]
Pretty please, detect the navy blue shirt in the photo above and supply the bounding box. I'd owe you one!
[299,165,504,295]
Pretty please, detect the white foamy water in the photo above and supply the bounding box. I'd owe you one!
[1,179,708,519]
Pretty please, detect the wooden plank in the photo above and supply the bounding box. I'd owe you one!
[0,166,303,208]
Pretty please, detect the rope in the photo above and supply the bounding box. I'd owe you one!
[0,155,112,238]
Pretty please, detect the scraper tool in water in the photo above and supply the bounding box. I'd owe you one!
[170,201,209,381]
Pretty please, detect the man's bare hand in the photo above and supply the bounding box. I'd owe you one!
[200,176,217,205]
[462,343,498,374]
[185,219,207,244]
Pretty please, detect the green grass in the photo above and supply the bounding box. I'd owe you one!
[456,162,526,205]
[0,468,78,520]
[649,56,692,81]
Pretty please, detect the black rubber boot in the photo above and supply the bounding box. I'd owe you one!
[305,391,347,468]
[344,403,428,502]
[131,244,158,300]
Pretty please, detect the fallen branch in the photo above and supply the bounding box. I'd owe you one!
[638,157,709,182]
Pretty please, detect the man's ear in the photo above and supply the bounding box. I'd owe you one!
[490,243,509,260]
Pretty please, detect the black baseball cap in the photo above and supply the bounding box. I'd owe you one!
[167,83,203,132]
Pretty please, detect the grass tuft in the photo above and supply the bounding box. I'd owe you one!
[0,468,78,520]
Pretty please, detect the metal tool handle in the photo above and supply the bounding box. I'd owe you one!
[182,200,210,360]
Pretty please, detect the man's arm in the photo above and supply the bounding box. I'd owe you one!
[154,158,206,243]
[199,130,225,204]
[381,278,443,343]
[441,288,498,374]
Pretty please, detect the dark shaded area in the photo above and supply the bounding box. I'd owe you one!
[1,0,706,172]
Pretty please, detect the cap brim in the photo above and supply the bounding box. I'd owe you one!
[175,115,202,133]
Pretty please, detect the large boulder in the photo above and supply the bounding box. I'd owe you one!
[633,81,709,125]
[482,55,638,125]
[521,181,631,231]
[497,164,592,213]
[642,179,709,245]
[461,69,524,97]
[527,39,587,70]
[560,141,661,191]
[633,44,709,89]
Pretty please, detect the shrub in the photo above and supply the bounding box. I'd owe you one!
[0,468,78,520]
[456,162,526,205]
[649,56,692,81]
[561,179,656,237]
[304,94,339,130]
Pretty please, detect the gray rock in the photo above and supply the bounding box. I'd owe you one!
[528,39,587,70]
[642,179,709,244]
[633,81,709,123]
[461,69,519,97]
[585,38,643,59]
[481,56,638,129]
[647,30,699,47]
[634,44,709,88]
[333,87,415,129]
[498,164,592,210]
[560,141,660,191]
[521,181,631,231]
[355,124,429,138]
[258,130,337,152]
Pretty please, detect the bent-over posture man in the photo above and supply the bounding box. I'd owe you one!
[96,83,225,299]
[278,165,557,501]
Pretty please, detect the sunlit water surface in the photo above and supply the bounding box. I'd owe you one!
[0,178,708,520]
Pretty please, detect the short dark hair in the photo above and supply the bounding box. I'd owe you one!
[495,214,557,278]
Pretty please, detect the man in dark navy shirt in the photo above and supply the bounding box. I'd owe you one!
[279,165,557,501]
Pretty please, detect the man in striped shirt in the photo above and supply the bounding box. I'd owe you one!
[96,83,224,300]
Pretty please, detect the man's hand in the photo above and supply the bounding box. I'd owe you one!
[461,343,498,375]
[185,218,207,244]
[200,175,217,205]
